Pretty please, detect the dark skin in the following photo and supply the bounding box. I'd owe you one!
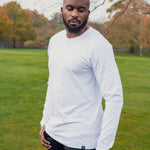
[61,0,90,38]
[39,125,51,149]
[39,0,90,149]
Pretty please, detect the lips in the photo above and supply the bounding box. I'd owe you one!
[68,19,81,25]
[70,20,78,24]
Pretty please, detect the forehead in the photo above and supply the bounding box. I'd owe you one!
[63,0,90,8]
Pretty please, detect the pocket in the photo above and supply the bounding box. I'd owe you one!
[44,131,64,150]
[44,131,54,142]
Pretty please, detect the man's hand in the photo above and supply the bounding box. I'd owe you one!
[39,125,52,149]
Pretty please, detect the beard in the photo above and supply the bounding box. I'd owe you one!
[62,15,88,34]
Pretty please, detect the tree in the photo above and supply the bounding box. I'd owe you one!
[90,0,106,12]
[4,2,37,48]
[51,13,63,23]
[107,0,150,55]
[0,7,12,40]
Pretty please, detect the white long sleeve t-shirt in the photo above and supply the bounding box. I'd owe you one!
[40,27,123,150]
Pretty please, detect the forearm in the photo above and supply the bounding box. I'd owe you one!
[40,84,51,127]
[96,98,123,150]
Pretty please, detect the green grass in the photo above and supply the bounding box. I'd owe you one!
[114,53,150,150]
[0,49,150,150]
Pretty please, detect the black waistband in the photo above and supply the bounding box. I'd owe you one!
[44,131,96,150]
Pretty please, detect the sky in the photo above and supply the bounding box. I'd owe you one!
[145,0,150,4]
[0,0,150,23]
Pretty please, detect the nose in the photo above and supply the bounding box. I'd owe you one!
[71,9,79,18]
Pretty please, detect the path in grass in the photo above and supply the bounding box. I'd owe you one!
[0,49,150,150]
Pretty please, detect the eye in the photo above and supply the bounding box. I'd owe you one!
[79,7,85,12]
[66,6,73,11]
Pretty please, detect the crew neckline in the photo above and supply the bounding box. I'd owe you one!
[65,27,92,40]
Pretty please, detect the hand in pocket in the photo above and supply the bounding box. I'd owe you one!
[39,125,52,149]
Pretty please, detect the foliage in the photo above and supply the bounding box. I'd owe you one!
[0,0,150,51]
[107,1,124,13]
[0,49,150,150]
[105,0,150,54]
[2,2,37,48]
[105,11,141,50]
[0,7,12,40]
[0,1,64,48]
[24,40,40,48]
[51,12,63,23]
[29,10,64,49]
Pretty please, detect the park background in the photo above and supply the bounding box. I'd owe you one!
[0,0,150,149]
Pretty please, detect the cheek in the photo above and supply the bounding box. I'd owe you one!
[63,12,71,21]
[80,14,88,21]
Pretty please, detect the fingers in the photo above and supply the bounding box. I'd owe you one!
[40,125,52,149]
[41,138,52,149]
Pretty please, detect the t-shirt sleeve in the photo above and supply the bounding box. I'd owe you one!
[40,39,53,127]
[90,42,123,150]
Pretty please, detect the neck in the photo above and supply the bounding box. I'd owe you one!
[66,26,89,38]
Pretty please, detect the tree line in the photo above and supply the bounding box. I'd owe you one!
[0,1,150,55]
[0,2,63,49]
[0,2,36,48]
[106,0,150,55]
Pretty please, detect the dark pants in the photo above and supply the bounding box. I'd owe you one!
[44,131,96,150]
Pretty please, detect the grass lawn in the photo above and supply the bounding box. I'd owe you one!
[0,49,150,150]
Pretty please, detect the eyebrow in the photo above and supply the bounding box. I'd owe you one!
[66,5,72,7]
[79,6,86,9]
[66,5,86,9]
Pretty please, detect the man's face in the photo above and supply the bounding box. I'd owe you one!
[61,0,90,34]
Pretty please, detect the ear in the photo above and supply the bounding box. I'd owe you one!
[88,10,90,16]
[87,10,90,17]
[61,7,63,13]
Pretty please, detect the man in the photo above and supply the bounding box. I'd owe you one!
[40,0,123,150]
